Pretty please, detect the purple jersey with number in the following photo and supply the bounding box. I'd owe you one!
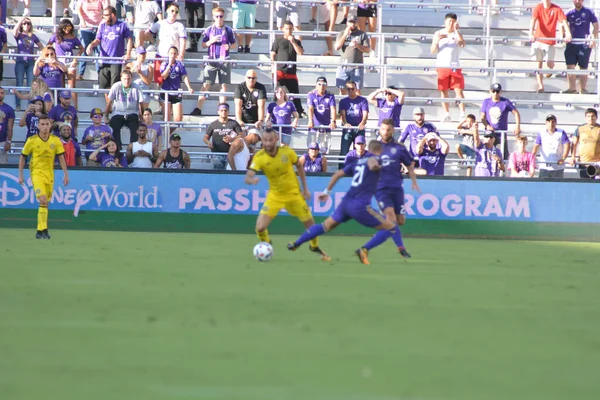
[48,34,83,59]
[339,96,368,127]
[344,150,372,166]
[419,143,446,176]
[268,101,296,134]
[566,6,598,39]
[39,64,64,88]
[48,105,78,137]
[377,98,402,127]
[96,20,132,63]
[97,152,128,168]
[160,60,187,90]
[376,141,413,214]
[83,124,113,151]
[307,90,336,126]
[480,97,515,133]
[0,103,16,142]
[15,33,41,62]
[400,122,438,157]
[202,25,236,59]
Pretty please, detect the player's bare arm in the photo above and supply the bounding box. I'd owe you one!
[319,169,346,201]
[367,156,381,171]
[17,154,27,185]
[244,169,259,185]
[57,154,69,186]
[406,163,421,193]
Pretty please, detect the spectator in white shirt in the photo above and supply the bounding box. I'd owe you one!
[532,114,571,178]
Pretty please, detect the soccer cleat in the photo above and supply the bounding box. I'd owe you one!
[36,231,44,239]
[42,229,51,240]
[287,242,299,251]
[309,245,331,261]
[355,248,370,265]
[399,247,412,259]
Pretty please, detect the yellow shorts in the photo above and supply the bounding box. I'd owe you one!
[31,177,53,200]
[260,192,313,222]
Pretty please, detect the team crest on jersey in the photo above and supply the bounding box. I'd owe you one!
[261,205,269,212]
[35,188,41,195]
[50,144,55,149]
[423,128,429,133]
[253,91,258,97]
[582,12,586,17]
[281,155,289,163]
[379,201,385,209]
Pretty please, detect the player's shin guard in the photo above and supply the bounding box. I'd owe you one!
[256,229,271,243]
[37,205,48,231]
[390,224,405,248]
[295,224,325,247]
[363,229,393,251]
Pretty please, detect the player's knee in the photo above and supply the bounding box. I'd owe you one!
[38,196,48,206]
[381,220,395,230]
[397,216,406,226]
[255,222,268,233]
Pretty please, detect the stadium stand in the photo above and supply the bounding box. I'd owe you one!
[1,0,598,177]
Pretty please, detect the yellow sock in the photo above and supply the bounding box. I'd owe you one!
[256,229,270,243]
[37,205,48,231]
[309,237,319,248]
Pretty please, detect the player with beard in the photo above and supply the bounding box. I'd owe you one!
[378,118,420,258]
[244,128,330,261]
[154,133,191,169]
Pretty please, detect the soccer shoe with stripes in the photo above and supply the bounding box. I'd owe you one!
[309,245,331,261]
[399,247,411,259]
[355,248,370,265]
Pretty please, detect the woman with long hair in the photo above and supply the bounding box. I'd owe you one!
[48,19,84,107]
[33,45,68,91]
[159,46,194,132]
[12,17,43,111]
[89,139,128,168]
[265,86,299,146]
[19,96,47,139]
[11,77,54,113]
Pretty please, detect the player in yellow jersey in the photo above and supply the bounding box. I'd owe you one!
[244,128,330,260]
[18,115,69,239]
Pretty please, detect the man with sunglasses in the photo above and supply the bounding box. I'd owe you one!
[192,6,235,116]
[86,6,133,104]
[338,81,369,167]
[480,83,522,160]
[233,69,267,129]
[82,108,113,167]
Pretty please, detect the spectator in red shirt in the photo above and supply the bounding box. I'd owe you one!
[529,0,571,93]
[57,122,83,166]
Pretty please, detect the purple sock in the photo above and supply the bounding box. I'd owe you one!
[363,229,393,251]
[295,224,326,246]
[391,224,404,248]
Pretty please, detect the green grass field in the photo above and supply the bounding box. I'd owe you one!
[1,228,599,400]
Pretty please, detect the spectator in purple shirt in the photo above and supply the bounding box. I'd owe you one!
[232,0,258,53]
[367,85,405,137]
[12,18,43,111]
[19,96,46,139]
[415,132,450,176]
[82,107,113,166]
[480,83,522,160]
[299,141,328,173]
[474,130,506,177]
[266,86,299,146]
[159,46,194,132]
[400,107,439,162]
[33,46,68,90]
[48,90,78,139]
[339,80,369,167]
[48,19,84,108]
[562,0,599,94]
[0,24,7,86]
[0,87,15,164]
[89,138,128,167]
[86,6,133,104]
[307,76,337,153]
[344,135,372,166]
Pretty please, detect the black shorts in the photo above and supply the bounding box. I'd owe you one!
[0,59,4,81]
[357,5,377,18]
[159,92,183,104]
[99,63,122,89]
[564,43,592,69]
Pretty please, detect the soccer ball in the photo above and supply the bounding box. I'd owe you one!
[253,242,273,261]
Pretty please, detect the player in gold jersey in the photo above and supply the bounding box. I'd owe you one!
[18,115,69,239]
[244,128,330,260]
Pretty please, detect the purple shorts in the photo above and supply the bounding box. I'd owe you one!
[331,199,386,228]
[376,188,405,215]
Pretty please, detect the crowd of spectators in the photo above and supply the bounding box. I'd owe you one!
[0,0,599,178]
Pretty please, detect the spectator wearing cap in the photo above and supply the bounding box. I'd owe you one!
[82,108,113,166]
[48,90,78,139]
[154,133,191,169]
[562,0,598,94]
[430,13,466,122]
[344,135,371,166]
[307,76,337,152]
[0,86,15,164]
[339,81,369,161]
[133,0,163,47]
[105,69,144,149]
[234,69,268,128]
[77,0,111,80]
[204,103,244,170]
[89,138,128,168]
[19,96,46,139]
[416,132,450,176]
[86,5,133,104]
[270,20,305,117]
[232,0,258,53]
[508,135,537,178]
[57,123,83,167]
[193,6,236,116]
[529,0,570,93]
[299,142,328,173]
[456,114,479,177]
[532,114,571,178]
[474,130,505,177]
[366,85,405,130]
[480,83,521,159]
[334,15,370,95]
[227,129,261,171]
[570,107,600,178]
[400,107,439,162]
[126,123,158,168]
[266,86,299,146]
[128,46,153,110]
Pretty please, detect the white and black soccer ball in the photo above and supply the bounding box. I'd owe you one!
[253,242,273,262]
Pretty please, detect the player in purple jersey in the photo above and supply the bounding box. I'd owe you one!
[288,141,398,265]
[377,118,421,258]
